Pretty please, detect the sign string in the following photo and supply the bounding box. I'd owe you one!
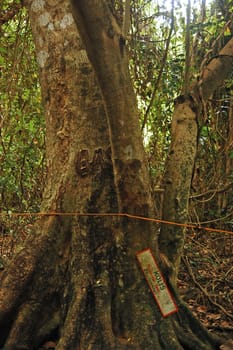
[0,211,233,235]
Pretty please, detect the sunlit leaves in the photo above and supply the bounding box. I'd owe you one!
[128,0,233,223]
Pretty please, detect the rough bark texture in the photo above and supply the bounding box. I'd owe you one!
[0,0,118,348]
[70,1,224,349]
[70,1,154,216]
[70,3,163,346]
[160,35,233,283]
[159,96,198,283]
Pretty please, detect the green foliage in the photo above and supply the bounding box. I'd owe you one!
[129,0,183,185]
[128,0,233,223]
[0,6,45,212]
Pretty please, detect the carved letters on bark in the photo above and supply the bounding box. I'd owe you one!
[76,148,105,176]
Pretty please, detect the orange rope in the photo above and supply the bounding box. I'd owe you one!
[0,211,233,235]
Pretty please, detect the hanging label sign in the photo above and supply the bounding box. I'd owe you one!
[136,248,178,317]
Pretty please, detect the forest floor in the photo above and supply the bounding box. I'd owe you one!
[179,229,233,338]
[0,217,233,341]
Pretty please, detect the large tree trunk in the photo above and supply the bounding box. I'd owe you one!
[0,0,118,349]
[69,1,228,349]
[0,0,232,349]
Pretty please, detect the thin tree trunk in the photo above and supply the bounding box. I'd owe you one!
[159,95,198,283]
[160,36,233,282]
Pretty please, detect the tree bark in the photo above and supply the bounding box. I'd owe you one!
[70,1,224,349]
[198,36,233,101]
[70,2,163,345]
[159,95,198,283]
[159,35,233,282]
[0,0,118,349]
[71,0,155,220]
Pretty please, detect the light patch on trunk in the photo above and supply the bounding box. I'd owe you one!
[38,12,51,27]
[124,144,133,159]
[60,14,74,29]
[38,36,44,48]
[37,50,48,68]
[31,0,45,12]
[76,50,89,64]
[48,22,54,31]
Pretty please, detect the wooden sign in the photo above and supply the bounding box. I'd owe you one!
[136,248,178,317]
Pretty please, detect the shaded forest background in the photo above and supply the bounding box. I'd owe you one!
[0,0,233,334]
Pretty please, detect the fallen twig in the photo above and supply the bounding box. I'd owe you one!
[182,256,233,320]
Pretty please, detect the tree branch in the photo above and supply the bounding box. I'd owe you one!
[141,5,174,130]
[197,36,233,102]
[182,0,191,95]
[122,0,130,38]
[190,181,233,199]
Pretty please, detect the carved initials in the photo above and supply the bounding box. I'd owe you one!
[76,149,90,176]
[76,148,105,176]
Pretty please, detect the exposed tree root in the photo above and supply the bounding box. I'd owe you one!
[0,216,224,350]
[0,216,64,350]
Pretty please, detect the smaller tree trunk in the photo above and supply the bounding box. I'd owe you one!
[160,36,233,283]
[159,95,198,284]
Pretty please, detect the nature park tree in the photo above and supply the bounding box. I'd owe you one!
[0,0,233,349]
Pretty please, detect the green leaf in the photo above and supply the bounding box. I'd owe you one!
[200,126,209,137]
[0,47,7,54]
